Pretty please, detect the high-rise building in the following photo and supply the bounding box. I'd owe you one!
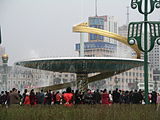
[149,44,160,91]
[149,44,160,70]
[76,15,118,57]
[88,16,118,44]
[88,16,104,42]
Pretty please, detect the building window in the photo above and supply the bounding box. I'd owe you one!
[126,79,128,83]
[65,74,68,77]
[23,81,25,84]
[136,73,139,77]
[150,84,153,87]
[133,72,135,76]
[126,72,128,76]
[140,73,142,77]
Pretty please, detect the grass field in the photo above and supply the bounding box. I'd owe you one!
[0,104,159,120]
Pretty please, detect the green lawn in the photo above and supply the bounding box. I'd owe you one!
[0,104,159,120]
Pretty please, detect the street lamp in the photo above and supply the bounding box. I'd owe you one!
[128,0,160,104]
[2,54,9,91]
[114,77,118,89]
[134,78,138,90]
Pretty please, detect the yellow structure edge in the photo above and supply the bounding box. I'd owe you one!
[73,23,141,59]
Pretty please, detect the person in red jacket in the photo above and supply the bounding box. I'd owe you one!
[55,91,61,105]
[63,87,73,107]
[23,92,30,105]
[101,89,110,105]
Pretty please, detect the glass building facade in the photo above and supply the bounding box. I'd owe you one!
[89,17,104,41]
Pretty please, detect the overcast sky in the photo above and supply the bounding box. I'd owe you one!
[0,0,160,65]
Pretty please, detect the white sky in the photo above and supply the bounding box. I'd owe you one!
[0,0,160,65]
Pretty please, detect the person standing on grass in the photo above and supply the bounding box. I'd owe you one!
[9,88,20,105]
[109,91,113,104]
[55,91,61,105]
[46,90,52,105]
[138,89,144,104]
[23,92,30,105]
[124,91,130,104]
[18,91,22,105]
[157,93,160,104]
[132,90,141,104]
[94,89,101,104]
[156,93,160,111]
[37,90,45,104]
[101,89,110,105]
[0,91,7,107]
[112,88,120,104]
[63,87,73,107]
[22,89,27,104]
[84,89,94,104]
[151,91,157,104]
[74,90,82,104]
[30,89,36,105]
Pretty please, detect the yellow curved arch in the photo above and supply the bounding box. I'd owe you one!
[73,23,141,59]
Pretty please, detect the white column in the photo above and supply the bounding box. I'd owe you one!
[80,33,84,57]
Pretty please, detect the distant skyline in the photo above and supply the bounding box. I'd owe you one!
[0,0,160,65]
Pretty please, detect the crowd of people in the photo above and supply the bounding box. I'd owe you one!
[0,87,160,107]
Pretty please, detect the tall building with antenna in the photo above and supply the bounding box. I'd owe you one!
[88,0,118,44]
[76,15,118,57]
[76,0,118,57]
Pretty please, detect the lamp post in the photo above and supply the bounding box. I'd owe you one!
[128,0,160,104]
[114,77,118,89]
[135,78,138,90]
[2,54,8,91]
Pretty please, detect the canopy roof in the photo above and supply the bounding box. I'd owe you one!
[15,57,144,91]
[15,57,143,74]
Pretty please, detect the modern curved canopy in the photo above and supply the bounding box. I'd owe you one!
[15,57,143,91]
[15,57,143,74]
